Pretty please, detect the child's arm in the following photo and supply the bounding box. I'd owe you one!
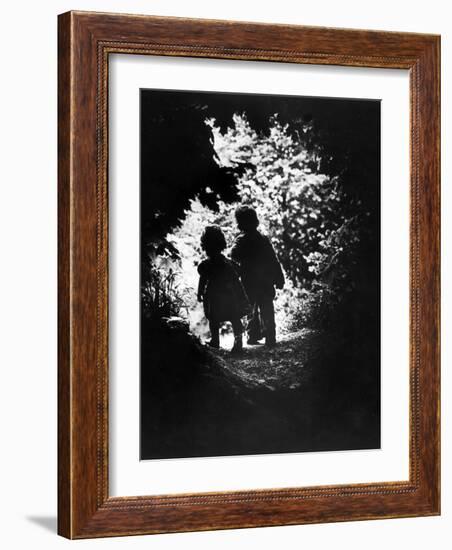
[264,237,285,289]
[197,263,207,302]
[230,235,244,263]
[197,274,207,302]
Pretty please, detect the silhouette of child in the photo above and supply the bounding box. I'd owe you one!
[197,225,249,353]
[231,206,285,347]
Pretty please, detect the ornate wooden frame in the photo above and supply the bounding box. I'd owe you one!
[58,11,440,539]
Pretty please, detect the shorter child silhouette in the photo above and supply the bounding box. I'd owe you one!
[197,225,249,353]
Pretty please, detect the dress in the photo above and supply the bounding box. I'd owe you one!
[197,255,249,324]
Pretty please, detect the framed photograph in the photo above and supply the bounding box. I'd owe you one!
[58,11,440,538]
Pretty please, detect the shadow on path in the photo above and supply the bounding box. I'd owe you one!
[140,318,380,460]
[211,328,319,391]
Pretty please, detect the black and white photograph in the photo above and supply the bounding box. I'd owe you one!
[140,88,381,460]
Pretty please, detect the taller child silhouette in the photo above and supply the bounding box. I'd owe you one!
[231,206,285,347]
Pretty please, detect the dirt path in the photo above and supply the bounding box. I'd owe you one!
[142,320,380,459]
[208,329,319,391]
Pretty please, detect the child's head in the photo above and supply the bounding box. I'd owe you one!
[235,205,259,232]
[200,225,227,256]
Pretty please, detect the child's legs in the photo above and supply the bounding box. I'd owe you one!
[247,302,262,341]
[231,317,243,351]
[209,320,220,346]
[259,297,276,344]
[231,317,243,339]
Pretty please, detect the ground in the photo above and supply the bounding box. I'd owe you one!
[140,317,380,460]
[211,329,318,391]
